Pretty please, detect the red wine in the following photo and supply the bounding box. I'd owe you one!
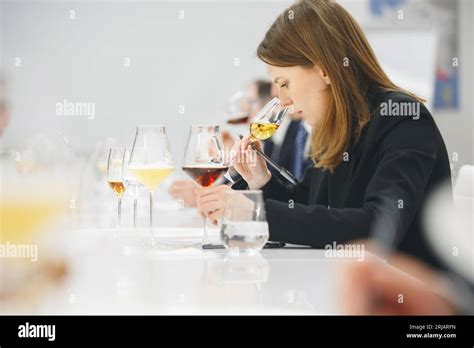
[182,165,228,187]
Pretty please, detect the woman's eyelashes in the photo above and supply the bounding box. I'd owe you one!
[280,82,288,88]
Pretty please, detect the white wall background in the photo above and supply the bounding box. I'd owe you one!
[1,0,472,170]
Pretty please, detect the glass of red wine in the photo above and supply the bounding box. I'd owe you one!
[182,125,229,247]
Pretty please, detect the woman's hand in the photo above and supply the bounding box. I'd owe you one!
[195,185,231,225]
[196,185,257,225]
[231,135,272,190]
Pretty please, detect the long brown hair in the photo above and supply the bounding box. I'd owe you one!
[257,0,423,171]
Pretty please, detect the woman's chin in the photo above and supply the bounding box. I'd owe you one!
[303,116,316,128]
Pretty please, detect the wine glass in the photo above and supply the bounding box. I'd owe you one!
[123,148,144,229]
[225,90,251,125]
[249,97,290,141]
[107,147,126,229]
[128,126,174,235]
[182,125,228,247]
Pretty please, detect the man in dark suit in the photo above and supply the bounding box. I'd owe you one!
[263,114,313,182]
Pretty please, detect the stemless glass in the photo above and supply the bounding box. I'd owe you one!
[128,126,174,236]
[220,190,269,254]
[182,125,228,247]
[107,147,126,229]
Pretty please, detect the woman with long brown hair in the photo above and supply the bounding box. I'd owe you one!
[196,0,451,269]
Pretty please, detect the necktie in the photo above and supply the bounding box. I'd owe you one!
[294,122,308,181]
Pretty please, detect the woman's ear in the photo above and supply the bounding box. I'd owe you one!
[320,68,331,85]
[314,65,331,85]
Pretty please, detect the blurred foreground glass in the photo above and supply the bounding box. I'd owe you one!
[0,148,69,310]
[220,190,269,253]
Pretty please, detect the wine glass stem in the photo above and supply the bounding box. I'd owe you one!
[117,197,122,229]
[133,198,138,229]
[149,191,153,228]
[203,216,209,246]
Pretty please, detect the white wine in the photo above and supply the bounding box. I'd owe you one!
[250,122,279,141]
[129,166,174,191]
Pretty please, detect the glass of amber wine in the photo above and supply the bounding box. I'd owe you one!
[182,125,228,247]
[107,147,127,229]
[128,126,174,237]
[249,97,290,141]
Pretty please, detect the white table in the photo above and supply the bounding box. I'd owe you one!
[2,183,372,316]
[26,219,369,315]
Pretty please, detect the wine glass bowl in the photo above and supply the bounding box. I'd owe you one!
[249,97,290,141]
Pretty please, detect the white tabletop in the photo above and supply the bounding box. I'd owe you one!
[23,222,371,315]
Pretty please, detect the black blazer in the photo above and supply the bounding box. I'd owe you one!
[260,90,452,270]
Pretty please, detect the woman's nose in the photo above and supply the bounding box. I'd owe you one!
[280,97,293,108]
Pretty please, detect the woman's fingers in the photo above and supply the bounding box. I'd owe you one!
[200,201,222,215]
[195,186,230,219]
[195,185,228,199]
[239,135,248,152]
[208,209,222,224]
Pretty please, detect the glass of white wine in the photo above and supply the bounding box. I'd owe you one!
[107,147,126,229]
[249,97,290,142]
[128,126,174,238]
